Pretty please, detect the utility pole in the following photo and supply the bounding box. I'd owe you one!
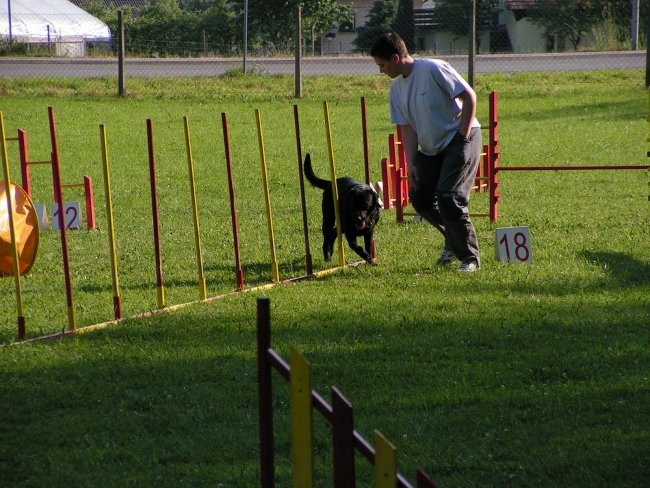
[468,0,476,87]
[295,5,302,98]
[7,0,12,42]
[631,0,639,50]
[243,0,248,74]
[118,10,125,96]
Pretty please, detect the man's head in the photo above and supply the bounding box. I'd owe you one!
[370,32,408,60]
[370,32,410,79]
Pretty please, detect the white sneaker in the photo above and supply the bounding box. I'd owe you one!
[458,260,479,272]
[437,247,458,266]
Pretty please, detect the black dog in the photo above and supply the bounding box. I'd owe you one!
[304,153,381,264]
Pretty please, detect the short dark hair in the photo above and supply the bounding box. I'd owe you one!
[370,32,408,60]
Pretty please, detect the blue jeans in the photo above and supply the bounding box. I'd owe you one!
[409,127,482,265]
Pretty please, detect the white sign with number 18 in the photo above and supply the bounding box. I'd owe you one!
[495,226,533,263]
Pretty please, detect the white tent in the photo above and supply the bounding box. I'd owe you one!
[0,0,111,43]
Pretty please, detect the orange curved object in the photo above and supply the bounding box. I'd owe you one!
[0,182,39,276]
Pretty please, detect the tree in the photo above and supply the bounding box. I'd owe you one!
[432,0,500,52]
[300,0,355,53]
[393,0,414,51]
[353,0,397,52]
[526,0,601,50]
[229,0,353,53]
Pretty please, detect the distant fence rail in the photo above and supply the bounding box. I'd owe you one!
[0,51,646,79]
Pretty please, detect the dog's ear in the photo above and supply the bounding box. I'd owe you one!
[369,184,384,210]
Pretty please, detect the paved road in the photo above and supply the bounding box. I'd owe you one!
[0,51,645,78]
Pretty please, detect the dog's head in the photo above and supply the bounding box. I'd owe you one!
[347,184,382,232]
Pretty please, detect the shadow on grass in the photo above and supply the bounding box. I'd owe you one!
[581,250,650,286]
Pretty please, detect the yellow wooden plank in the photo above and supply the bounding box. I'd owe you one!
[374,430,397,488]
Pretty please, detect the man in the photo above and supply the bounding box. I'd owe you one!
[371,32,482,272]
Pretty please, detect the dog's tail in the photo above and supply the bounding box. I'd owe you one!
[303,153,330,190]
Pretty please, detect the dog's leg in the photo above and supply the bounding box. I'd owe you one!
[363,232,375,263]
[323,226,337,261]
[346,234,372,264]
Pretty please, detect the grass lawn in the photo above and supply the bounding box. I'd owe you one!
[0,70,648,487]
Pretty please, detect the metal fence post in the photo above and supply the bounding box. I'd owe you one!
[295,4,303,99]
[118,10,125,97]
[468,0,476,87]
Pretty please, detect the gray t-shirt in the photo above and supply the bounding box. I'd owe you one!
[390,58,480,156]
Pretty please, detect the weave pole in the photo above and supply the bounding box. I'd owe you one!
[221,112,245,291]
[99,124,122,320]
[360,97,378,262]
[292,105,314,276]
[48,106,76,331]
[183,116,208,301]
[255,109,281,284]
[361,96,372,186]
[0,111,26,340]
[323,101,345,267]
[146,119,165,309]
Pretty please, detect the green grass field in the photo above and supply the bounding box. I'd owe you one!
[1,71,648,487]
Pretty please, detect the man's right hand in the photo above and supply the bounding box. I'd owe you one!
[408,165,418,191]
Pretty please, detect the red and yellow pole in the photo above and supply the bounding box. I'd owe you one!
[255,109,280,283]
[323,101,345,267]
[99,124,122,320]
[183,116,208,301]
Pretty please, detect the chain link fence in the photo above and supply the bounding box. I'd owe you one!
[0,1,647,85]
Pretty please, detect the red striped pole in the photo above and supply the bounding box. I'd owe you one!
[293,105,313,276]
[48,107,76,330]
[146,119,165,308]
[360,97,378,262]
[221,112,245,291]
[361,96,371,185]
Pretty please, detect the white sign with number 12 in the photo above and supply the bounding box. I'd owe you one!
[52,202,82,231]
[495,226,533,263]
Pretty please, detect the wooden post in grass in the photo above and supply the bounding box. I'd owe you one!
[257,297,275,488]
[290,346,314,487]
[332,387,355,486]
[360,97,377,263]
[361,96,371,185]
[17,129,30,197]
[146,119,165,309]
[49,106,76,331]
[293,105,314,275]
[221,112,245,291]
[255,109,281,283]
[99,124,122,320]
[183,116,208,301]
[374,431,397,488]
